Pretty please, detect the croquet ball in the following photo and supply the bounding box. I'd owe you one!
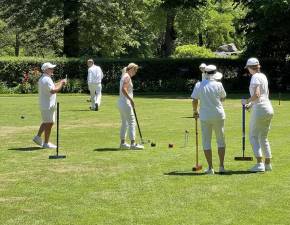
[168,143,174,148]
[20,115,25,119]
[151,142,156,147]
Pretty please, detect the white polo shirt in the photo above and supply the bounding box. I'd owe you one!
[87,65,103,84]
[38,74,56,110]
[191,79,226,120]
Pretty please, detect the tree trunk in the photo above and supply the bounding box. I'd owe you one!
[198,32,203,46]
[63,0,80,57]
[15,32,20,56]
[161,9,177,58]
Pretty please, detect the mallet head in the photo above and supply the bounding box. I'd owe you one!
[234,156,253,161]
[192,164,202,171]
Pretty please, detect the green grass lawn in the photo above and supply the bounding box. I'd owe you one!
[1,93,290,225]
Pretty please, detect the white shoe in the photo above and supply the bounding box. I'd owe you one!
[33,135,43,146]
[120,143,130,149]
[219,166,227,173]
[265,163,272,171]
[130,144,144,150]
[249,163,265,172]
[204,168,215,175]
[43,142,57,149]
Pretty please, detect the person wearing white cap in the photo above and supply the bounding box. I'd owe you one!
[191,64,226,174]
[243,57,274,172]
[118,63,144,150]
[32,62,67,149]
[87,59,104,111]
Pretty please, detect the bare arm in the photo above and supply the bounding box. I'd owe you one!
[192,99,199,118]
[50,79,66,94]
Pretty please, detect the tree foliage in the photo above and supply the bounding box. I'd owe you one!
[234,0,290,59]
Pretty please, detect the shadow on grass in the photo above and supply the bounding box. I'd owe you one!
[94,148,130,152]
[216,170,259,175]
[165,170,256,176]
[8,147,43,151]
[164,171,206,176]
[180,116,195,119]
[69,109,92,112]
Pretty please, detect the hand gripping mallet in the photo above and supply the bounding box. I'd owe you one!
[49,102,66,159]
[192,117,202,171]
[234,103,253,161]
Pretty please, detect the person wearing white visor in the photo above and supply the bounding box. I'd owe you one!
[243,57,274,172]
[191,65,227,174]
[118,63,144,150]
[33,62,67,149]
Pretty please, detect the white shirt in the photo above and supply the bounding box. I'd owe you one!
[87,65,103,84]
[38,74,56,110]
[119,73,133,105]
[249,72,274,116]
[191,79,226,120]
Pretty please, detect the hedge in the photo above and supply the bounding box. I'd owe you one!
[0,56,289,93]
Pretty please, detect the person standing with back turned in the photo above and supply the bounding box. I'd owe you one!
[118,63,144,150]
[33,62,67,148]
[243,58,274,172]
[191,65,226,175]
[87,59,104,111]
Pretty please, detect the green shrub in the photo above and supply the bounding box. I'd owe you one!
[0,56,289,93]
[173,44,216,58]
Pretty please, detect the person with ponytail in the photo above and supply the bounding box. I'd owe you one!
[118,63,144,150]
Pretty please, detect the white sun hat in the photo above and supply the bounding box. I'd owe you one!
[245,57,259,68]
[41,62,56,71]
[205,65,223,80]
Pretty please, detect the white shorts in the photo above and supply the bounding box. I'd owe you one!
[200,119,225,150]
[41,109,56,123]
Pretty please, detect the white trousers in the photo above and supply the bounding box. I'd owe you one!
[118,102,136,141]
[249,113,273,158]
[88,83,102,108]
[200,119,225,150]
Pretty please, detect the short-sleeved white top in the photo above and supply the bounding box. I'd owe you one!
[87,65,103,84]
[119,73,133,105]
[249,72,273,116]
[191,79,226,120]
[38,74,56,110]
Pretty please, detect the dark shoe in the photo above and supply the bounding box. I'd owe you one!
[95,103,99,111]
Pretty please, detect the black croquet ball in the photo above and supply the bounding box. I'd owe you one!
[21,116,25,119]
[168,143,174,148]
[151,142,156,147]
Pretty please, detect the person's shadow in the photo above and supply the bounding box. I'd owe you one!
[164,170,255,176]
[94,147,130,152]
[8,147,43,151]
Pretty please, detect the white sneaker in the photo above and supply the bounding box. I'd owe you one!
[120,143,130,149]
[249,163,265,172]
[204,168,215,175]
[219,166,227,173]
[43,142,57,149]
[130,144,144,150]
[33,135,43,146]
[265,163,272,171]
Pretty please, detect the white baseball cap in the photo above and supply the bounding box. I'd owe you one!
[205,65,223,80]
[41,62,56,71]
[199,63,206,68]
[245,57,259,68]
